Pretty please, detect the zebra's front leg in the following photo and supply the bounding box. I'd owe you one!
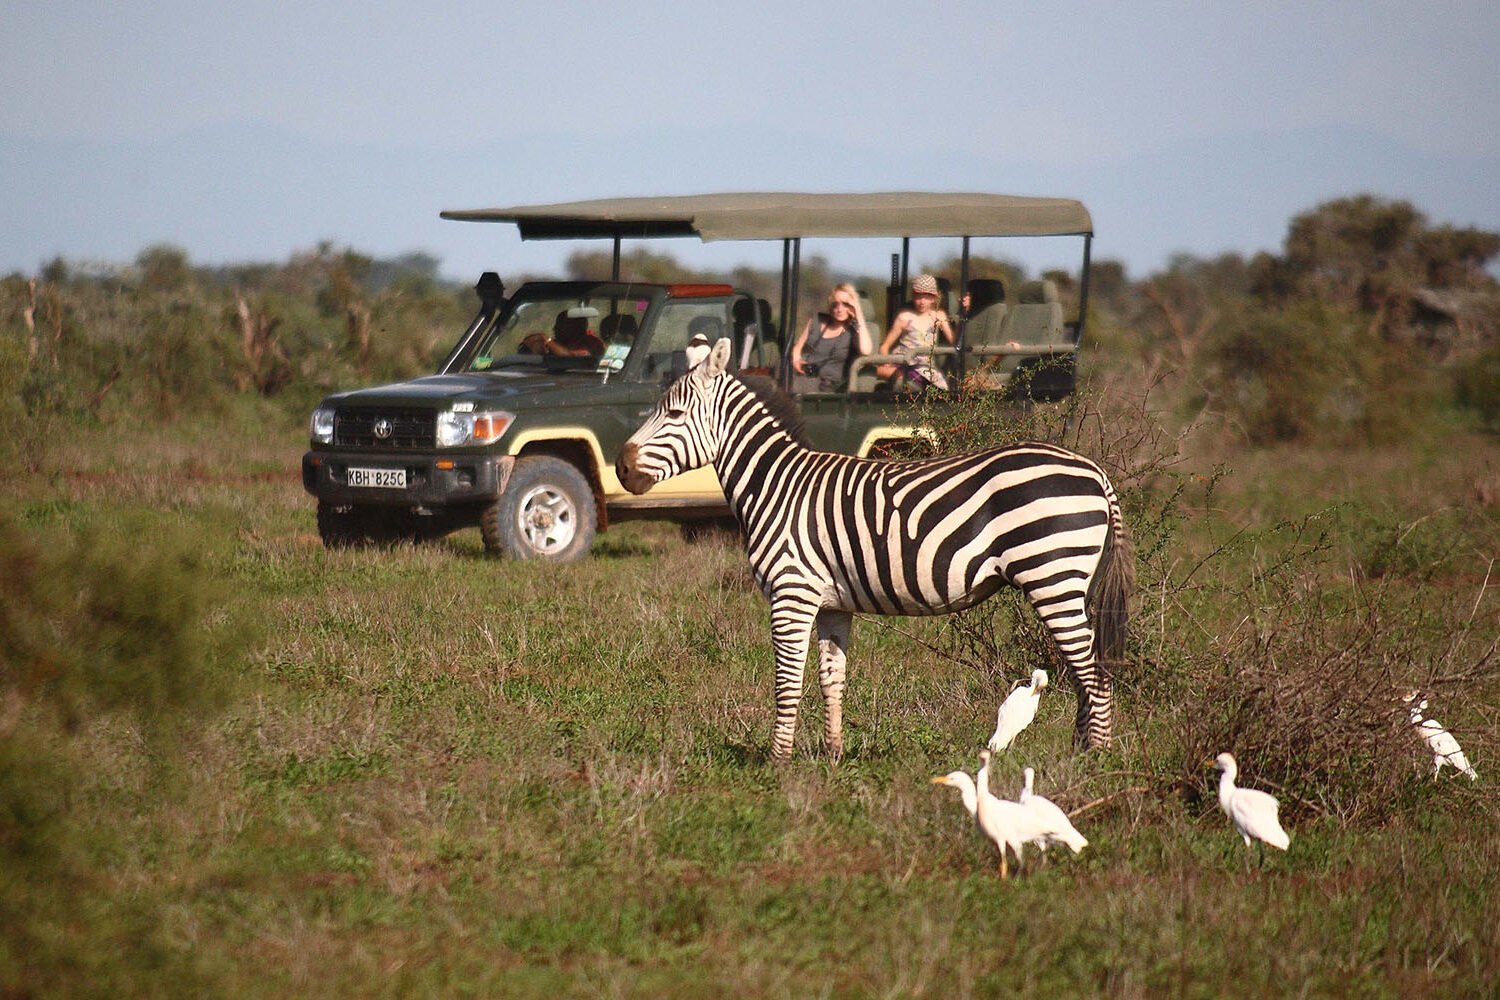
[815,609,852,761]
[767,596,818,762]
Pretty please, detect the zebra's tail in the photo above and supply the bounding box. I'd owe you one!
[1089,482,1135,663]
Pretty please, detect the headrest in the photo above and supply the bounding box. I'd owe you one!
[688,315,725,339]
[600,313,639,340]
[966,278,1006,312]
[1017,280,1060,305]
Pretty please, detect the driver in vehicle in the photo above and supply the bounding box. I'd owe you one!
[523,312,606,357]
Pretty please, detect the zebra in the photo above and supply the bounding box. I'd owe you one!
[616,338,1133,761]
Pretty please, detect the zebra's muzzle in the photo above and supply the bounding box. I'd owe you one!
[615,442,658,495]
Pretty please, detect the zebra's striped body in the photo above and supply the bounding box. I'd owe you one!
[618,339,1132,760]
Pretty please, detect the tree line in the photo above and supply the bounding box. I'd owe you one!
[3,195,1497,471]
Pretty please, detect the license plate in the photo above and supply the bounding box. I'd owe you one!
[347,467,406,489]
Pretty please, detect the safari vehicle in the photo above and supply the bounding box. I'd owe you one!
[302,193,1096,561]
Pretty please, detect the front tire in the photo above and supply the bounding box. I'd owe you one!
[480,456,596,562]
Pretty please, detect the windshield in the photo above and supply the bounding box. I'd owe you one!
[466,289,654,374]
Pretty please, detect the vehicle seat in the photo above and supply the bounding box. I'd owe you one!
[599,313,639,344]
[962,279,1009,348]
[1002,280,1065,347]
[858,292,881,334]
[957,279,1010,389]
[755,298,781,369]
[1002,280,1074,401]
[732,298,763,369]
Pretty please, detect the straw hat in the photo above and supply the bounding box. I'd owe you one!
[911,273,940,297]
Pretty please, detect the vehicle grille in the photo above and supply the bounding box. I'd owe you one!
[334,407,436,449]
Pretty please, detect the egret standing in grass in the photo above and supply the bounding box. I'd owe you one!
[988,669,1048,752]
[1405,694,1478,781]
[976,749,1043,878]
[932,751,1038,878]
[1018,766,1089,856]
[1210,752,1290,860]
[931,769,979,817]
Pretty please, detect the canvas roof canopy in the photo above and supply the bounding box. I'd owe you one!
[440,192,1092,241]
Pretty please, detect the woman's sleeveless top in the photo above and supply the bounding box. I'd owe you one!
[804,317,852,374]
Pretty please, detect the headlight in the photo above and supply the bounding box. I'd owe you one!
[310,407,335,444]
[436,409,514,448]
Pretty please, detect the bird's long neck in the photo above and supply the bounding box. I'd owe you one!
[957,777,977,816]
[1217,769,1236,811]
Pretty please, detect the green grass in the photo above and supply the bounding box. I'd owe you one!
[2,411,1498,998]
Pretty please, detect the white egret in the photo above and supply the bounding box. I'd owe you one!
[1018,767,1089,855]
[988,669,1048,752]
[1406,696,1478,781]
[932,753,1039,878]
[977,749,1043,877]
[931,770,978,817]
[1210,752,1290,853]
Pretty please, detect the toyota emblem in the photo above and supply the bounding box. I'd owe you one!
[373,418,393,440]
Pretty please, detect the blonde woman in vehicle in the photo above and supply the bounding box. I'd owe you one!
[876,272,955,390]
[790,282,873,393]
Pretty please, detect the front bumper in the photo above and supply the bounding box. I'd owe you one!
[302,450,515,507]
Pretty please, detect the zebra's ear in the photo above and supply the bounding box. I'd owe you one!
[696,337,733,381]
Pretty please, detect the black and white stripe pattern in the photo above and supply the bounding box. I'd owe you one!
[617,339,1132,760]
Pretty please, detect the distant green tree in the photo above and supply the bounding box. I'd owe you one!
[1086,258,1130,309]
[135,244,193,293]
[1276,196,1499,322]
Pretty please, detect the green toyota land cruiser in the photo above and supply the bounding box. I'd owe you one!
[303,192,1095,562]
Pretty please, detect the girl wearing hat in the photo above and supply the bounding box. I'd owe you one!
[876,273,955,389]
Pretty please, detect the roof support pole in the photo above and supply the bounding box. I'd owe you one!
[776,239,793,383]
[611,237,621,281]
[900,237,910,291]
[1075,233,1093,344]
[957,236,971,386]
[779,238,802,387]
[786,238,798,340]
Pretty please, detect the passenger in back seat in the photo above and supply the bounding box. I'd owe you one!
[790,283,873,393]
[876,273,955,390]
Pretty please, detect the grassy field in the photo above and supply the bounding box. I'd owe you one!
[3,399,1498,998]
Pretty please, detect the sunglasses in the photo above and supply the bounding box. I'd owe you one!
[831,300,855,309]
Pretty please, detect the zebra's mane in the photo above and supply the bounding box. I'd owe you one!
[730,373,809,448]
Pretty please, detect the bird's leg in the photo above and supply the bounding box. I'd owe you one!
[815,610,852,762]
[998,850,1008,880]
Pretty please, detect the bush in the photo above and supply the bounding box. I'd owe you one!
[1454,343,1500,432]
[0,511,247,991]
[0,513,241,736]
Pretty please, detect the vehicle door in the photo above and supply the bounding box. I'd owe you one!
[610,297,734,498]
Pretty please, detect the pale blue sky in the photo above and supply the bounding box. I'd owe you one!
[4,1,1498,280]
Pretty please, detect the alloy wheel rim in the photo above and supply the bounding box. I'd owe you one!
[517,485,576,554]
